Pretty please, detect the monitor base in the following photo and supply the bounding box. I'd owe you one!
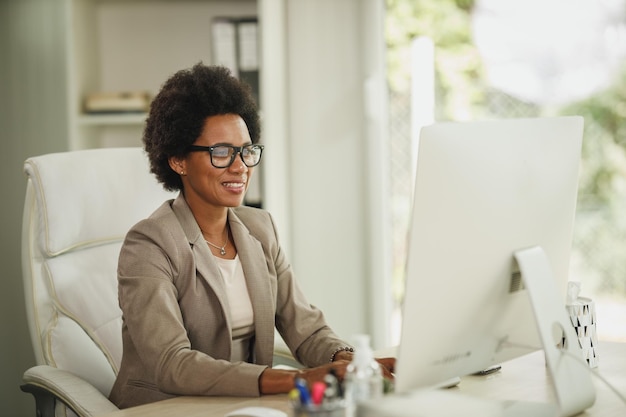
[514,246,596,417]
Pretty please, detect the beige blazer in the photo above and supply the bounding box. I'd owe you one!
[109,195,347,408]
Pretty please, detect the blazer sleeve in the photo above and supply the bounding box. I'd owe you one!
[263,212,351,366]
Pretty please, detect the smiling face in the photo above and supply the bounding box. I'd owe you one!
[169,114,254,214]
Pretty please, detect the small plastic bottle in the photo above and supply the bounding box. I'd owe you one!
[343,334,383,412]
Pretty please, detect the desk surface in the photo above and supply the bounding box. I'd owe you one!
[100,341,626,417]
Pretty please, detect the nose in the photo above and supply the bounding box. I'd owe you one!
[229,151,248,172]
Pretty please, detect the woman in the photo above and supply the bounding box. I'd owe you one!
[108,63,394,408]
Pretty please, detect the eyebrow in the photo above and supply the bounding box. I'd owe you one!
[209,142,254,147]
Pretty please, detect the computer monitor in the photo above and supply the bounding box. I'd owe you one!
[393,117,595,416]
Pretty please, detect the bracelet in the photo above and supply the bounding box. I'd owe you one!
[330,346,354,362]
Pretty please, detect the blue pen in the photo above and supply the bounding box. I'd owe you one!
[294,377,312,405]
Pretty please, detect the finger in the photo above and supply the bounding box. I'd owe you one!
[378,365,394,381]
[376,357,396,374]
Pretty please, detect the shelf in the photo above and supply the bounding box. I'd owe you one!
[70,0,257,141]
[77,113,147,126]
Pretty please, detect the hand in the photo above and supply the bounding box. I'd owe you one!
[333,351,395,380]
[259,360,353,395]
[296,359,352,386]
[297,356,396,388]
[376,357,396,380]
[260,356,397,395]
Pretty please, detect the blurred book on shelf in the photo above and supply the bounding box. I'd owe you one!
[84,91,150,114]
[212,17,259,106]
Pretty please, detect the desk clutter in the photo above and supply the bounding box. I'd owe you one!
[290,335,387,417]
[290,375,346,417]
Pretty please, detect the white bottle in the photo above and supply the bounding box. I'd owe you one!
[343,334,383,409]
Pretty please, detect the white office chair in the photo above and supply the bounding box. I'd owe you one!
[20,147,300,417]
[20,147,177,417]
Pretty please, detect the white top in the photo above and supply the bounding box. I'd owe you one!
[214,255,255,329]
[214,255,255,361]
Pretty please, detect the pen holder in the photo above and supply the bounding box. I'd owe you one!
[566,296,598,368]
[291,401,347,417]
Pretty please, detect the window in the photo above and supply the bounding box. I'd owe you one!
[386,0,626,343]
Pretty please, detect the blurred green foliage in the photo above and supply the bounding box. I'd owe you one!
[385,0,485,120]
[563,73,626,294]
[385,0,626,294]
[564,76,626,208]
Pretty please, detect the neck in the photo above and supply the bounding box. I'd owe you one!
[198,216,229,244]
[182,192,229,239]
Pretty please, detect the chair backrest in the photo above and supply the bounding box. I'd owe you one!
[22,147,177,397]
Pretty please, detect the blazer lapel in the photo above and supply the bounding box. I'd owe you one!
[171,195,233,336]
[228,209,275,365]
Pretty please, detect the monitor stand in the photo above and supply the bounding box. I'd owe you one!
[514,246,596,417]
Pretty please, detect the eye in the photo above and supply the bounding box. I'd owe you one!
[211,146,232,158]
[243,145,261,156]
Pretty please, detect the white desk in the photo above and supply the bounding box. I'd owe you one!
[99,341,626,417]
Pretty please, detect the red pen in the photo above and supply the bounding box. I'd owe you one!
[310,381,326,405]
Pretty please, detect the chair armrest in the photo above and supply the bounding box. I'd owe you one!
[21,365,118,417]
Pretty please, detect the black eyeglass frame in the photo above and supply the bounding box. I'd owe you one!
[187,144,265,168]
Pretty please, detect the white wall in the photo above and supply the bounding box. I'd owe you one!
[280,0,391,348]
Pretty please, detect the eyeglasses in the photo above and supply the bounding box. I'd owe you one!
[187,144,264,168]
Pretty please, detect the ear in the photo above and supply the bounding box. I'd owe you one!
[168,156,186,176]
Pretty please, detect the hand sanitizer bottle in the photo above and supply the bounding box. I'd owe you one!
[344,334,383,414]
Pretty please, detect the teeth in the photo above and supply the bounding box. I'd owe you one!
[224,182,245,188]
